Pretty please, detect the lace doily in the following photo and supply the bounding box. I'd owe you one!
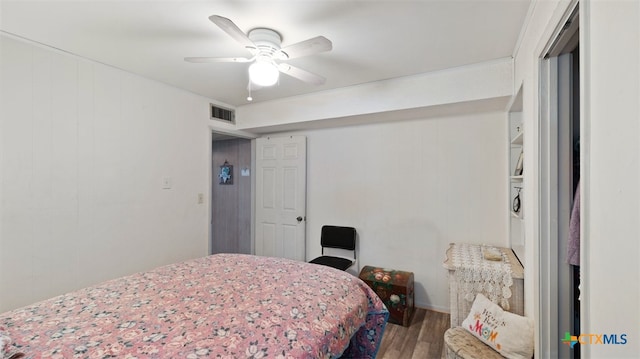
[449,243,513,310]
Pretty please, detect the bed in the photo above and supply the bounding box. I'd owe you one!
[0,253,388,358]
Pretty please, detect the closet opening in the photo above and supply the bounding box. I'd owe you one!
[539,3,580,358]
[210,132,254,255]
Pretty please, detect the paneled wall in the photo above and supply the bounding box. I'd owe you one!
[0,35,216,311]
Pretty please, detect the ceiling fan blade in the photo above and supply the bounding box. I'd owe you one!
[184,56,253,63]
[278,63,326,85]
[277,36,332,60]
[209,15,256,50]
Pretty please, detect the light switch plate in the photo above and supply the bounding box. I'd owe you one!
[162,177,172,189]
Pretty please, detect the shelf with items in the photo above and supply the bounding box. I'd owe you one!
[510,184,524,219]
[508,84,525,266]
[510,134,524,177]
[511,130,524,145]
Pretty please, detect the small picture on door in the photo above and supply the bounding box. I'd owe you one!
[219,161,233,185]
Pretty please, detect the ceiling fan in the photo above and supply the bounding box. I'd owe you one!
[185,15,332,89]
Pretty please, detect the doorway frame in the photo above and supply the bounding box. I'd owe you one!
[207,126,257,255]
[537,1,581,357]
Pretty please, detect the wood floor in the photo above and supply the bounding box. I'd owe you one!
[377,308,450,359]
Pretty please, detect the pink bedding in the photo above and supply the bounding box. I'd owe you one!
[0,254,388,358]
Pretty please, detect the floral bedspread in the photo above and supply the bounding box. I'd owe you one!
[0,254,388,358]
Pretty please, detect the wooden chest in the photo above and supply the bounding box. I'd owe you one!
[359,266,415,326]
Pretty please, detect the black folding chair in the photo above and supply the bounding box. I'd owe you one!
[309,225,356,271]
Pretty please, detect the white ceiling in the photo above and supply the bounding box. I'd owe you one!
[1,1,532,107]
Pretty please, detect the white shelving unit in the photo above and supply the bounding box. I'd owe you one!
[508,85,525,266]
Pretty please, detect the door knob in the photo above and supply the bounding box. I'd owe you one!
[296,216,303,222]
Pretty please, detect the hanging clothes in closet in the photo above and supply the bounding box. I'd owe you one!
[567,180,580,266]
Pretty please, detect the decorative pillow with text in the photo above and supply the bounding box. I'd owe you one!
[461,293,534,359]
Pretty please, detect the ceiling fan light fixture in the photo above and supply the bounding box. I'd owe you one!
[186,16,332,89]
[249,60,279,87]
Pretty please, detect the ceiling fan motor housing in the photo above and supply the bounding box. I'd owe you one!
[248,28,283,58]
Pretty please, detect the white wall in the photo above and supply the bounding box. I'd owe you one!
[280,111,507,311]
[236,58,513,131]
[0,35,225,312]
[581,1,640,357]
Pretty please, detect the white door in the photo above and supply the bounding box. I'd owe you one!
[255,135,306,261]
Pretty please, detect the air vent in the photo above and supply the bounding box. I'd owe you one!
[210,104,235,124]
